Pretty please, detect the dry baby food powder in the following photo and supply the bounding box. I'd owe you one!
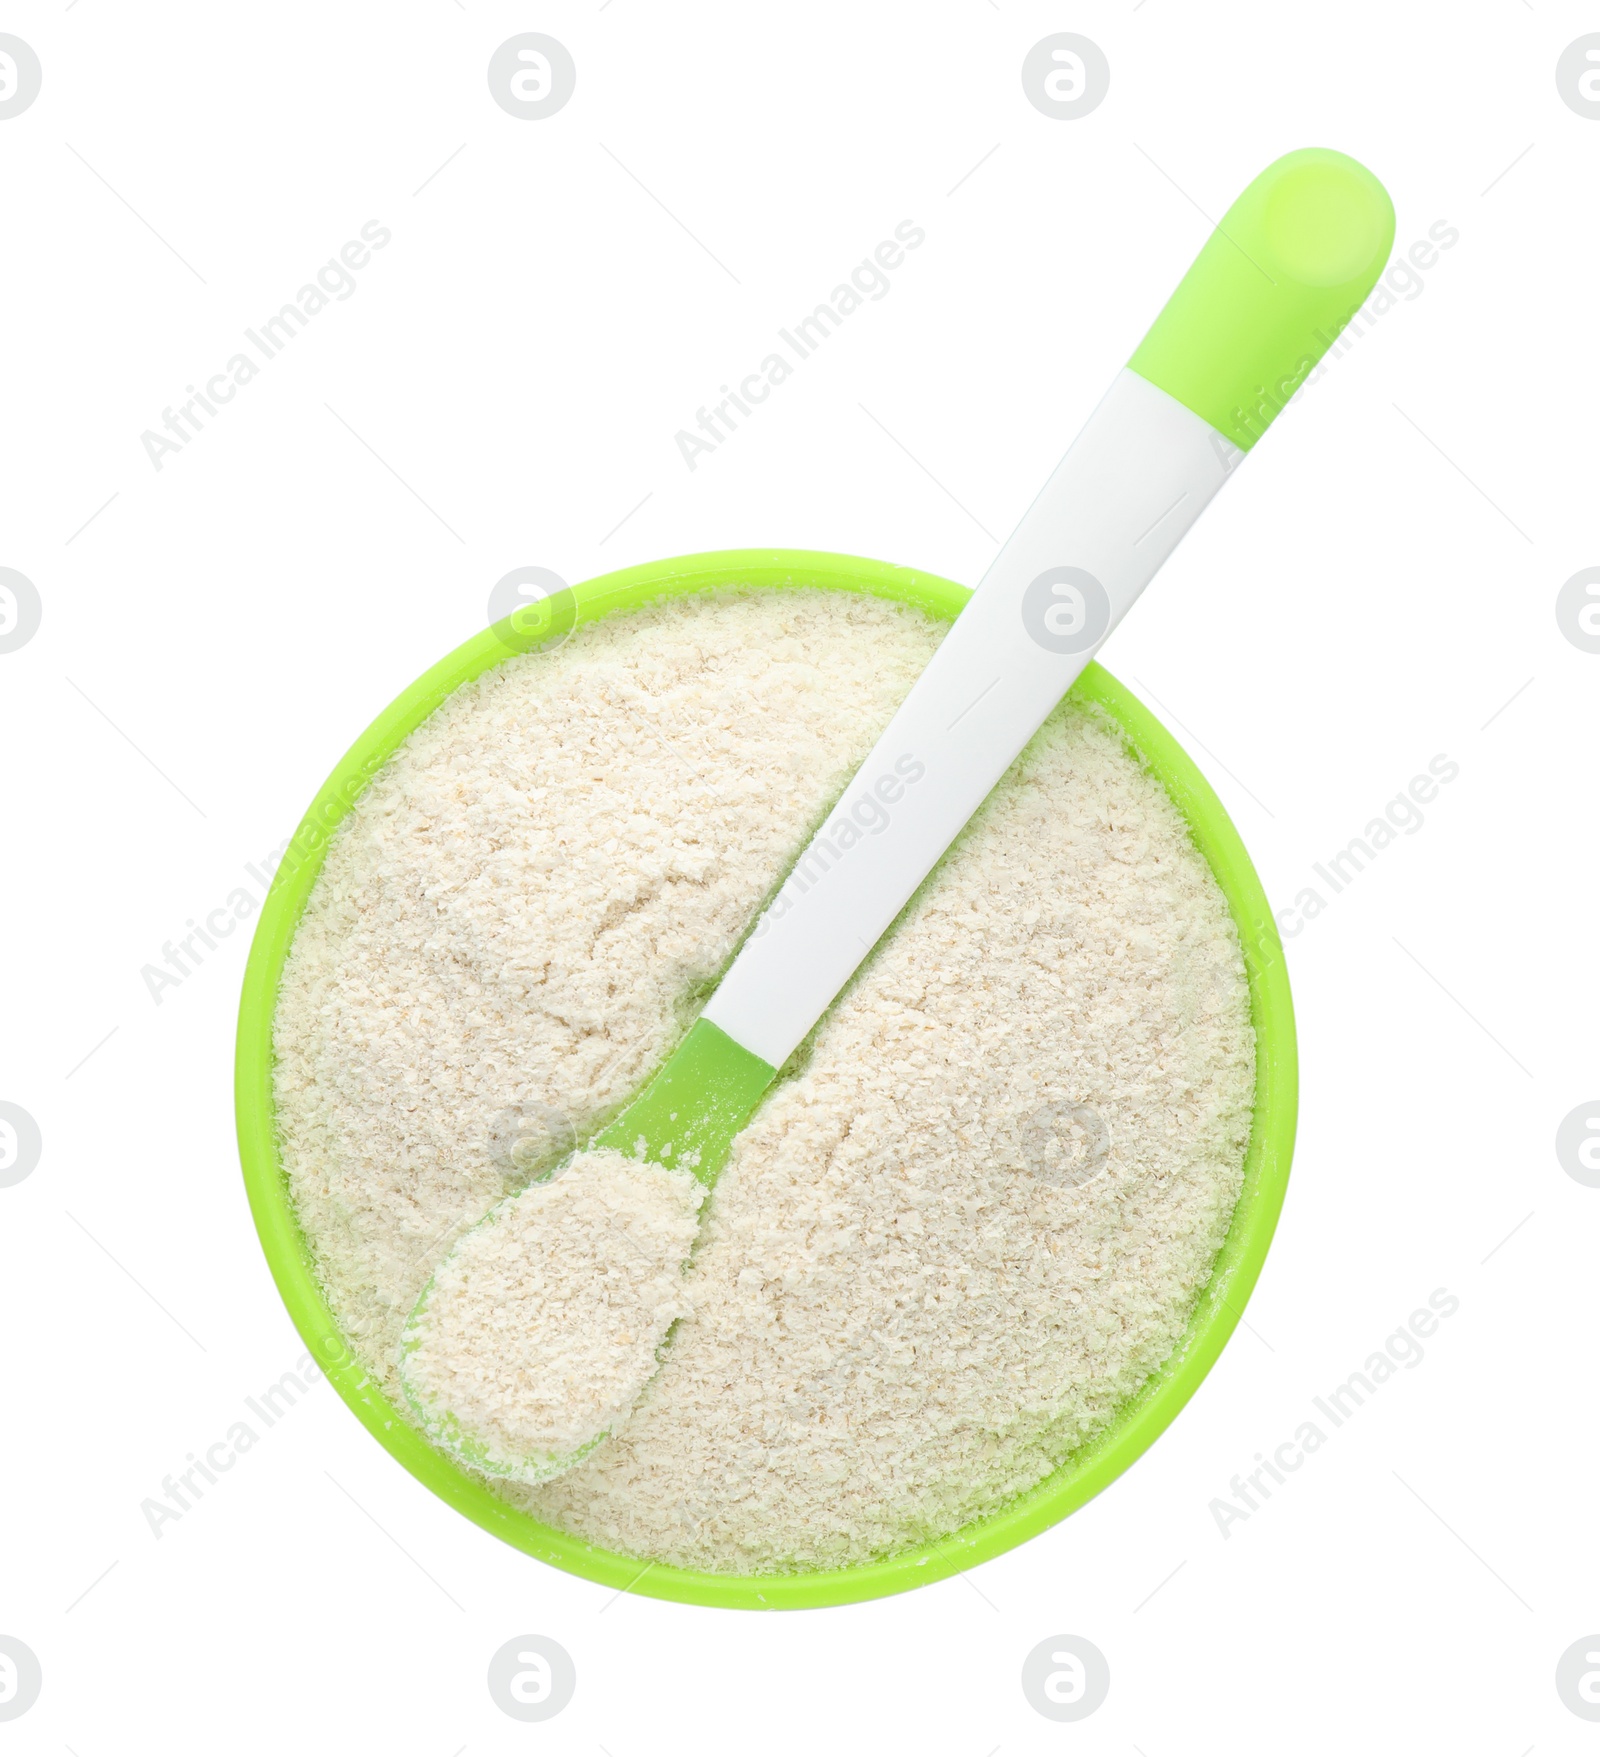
[400,1148,705,1480]
[272,585,1255,1573]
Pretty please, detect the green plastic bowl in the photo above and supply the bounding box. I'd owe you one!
[235,548,1297,1610]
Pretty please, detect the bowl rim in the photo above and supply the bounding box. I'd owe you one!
[234,546,1297,1611]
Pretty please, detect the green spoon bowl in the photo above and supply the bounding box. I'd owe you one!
[234,547,1297,1610]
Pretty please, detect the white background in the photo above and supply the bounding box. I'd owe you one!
[2,1,1596,1750]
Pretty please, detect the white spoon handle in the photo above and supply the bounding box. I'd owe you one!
[702,146,1395,1072]
[702,369,1234,1069]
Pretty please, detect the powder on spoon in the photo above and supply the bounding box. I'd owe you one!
[399,1148,703,1480]
[272,585,1255,1573]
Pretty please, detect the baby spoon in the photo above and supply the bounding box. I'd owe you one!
[399,147,1394,1484]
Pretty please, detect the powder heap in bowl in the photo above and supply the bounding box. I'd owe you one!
[272,585,1255,1574]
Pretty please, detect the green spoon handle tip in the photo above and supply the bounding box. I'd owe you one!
[1129,147,1395,451]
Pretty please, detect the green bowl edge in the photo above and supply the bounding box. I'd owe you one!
[234,546,1298,1612]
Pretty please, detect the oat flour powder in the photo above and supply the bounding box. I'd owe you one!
[272,585,1255,1573]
